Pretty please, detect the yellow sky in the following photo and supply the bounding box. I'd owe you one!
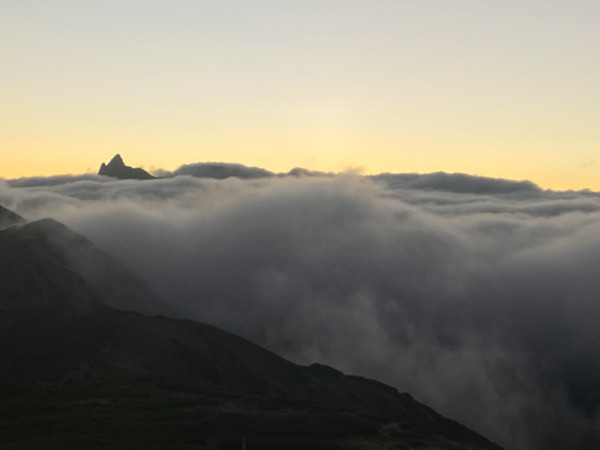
[1,1,599,190]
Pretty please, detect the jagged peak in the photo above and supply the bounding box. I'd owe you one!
[98,154,154,180]
[107,154,125,167]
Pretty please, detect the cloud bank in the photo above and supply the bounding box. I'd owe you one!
[3,169,600,450]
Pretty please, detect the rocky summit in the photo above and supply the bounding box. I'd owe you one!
[98,154,155,180]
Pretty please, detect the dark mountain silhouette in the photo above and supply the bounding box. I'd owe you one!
[0,206,502,449]
[98,154,155,180]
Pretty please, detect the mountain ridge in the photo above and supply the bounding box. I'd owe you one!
[0,205,502,449]
[0,205,26,229]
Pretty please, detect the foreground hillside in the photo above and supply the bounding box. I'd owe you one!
[0,207,502,449]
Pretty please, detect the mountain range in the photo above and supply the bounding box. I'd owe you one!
[0,205,502,449]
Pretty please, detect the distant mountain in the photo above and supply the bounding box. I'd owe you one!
[170,162,274,180]
[0,206,502,450]
[372,172,541,194]
[0,217,168,315]
[0,205,25,229]
[98,154,155,180]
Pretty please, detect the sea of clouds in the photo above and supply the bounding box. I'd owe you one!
[2,164,600,450]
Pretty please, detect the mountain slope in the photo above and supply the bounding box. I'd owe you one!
[0,206,502,449]
[0,217,169,315]
[0,205,26,229]
[0,304,502,450]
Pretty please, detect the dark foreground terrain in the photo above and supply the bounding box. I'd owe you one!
[0,206,501,449]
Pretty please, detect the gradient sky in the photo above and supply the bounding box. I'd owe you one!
[2,1,599,189]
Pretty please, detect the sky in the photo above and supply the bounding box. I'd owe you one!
[2,1,599,189]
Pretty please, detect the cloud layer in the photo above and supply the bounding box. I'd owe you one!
[3,170,600,450]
